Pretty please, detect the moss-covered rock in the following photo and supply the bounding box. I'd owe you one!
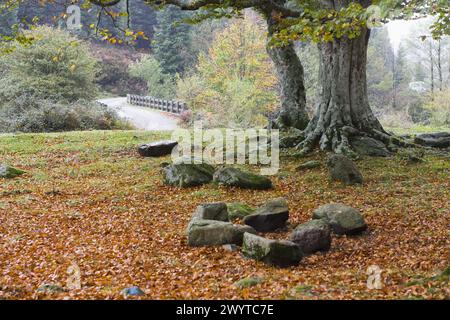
[162,162,215,188]
[312,203,367,235]
[227,202,256,221]
[243,198,289,232]
[0,164,25,179]
[296,160,321,171]
[350,136,391,157]
[187,219,256,247]
[213,167,272,190]
[234,276,264,289]
[327,154,363,185]
[194,202,229,222]
[242,233,302,267]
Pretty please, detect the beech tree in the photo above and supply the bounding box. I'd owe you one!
[2,0,449,155]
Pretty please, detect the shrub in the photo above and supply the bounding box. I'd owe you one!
[422,90,450,127]
[0,26,98,103]
[0,96,131,133]
[92,43,147,96]
[128,55,175,99]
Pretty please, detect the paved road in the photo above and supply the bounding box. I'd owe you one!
[99,97,179,131]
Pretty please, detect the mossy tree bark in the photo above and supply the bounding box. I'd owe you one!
[266,13,309,130]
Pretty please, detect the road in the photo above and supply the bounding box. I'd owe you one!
[99,97,179,131]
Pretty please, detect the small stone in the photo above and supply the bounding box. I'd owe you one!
[242,233,302,267]
[121,286,145,297]
[290,220,331,254]
[138,140,178,157]
[194,202,229,222]
[243,198,289,232]
[327,154,363,185]
[36,283,66,294]
[222,244,239,252]
[0,164,26,179]
[234,277,264,289]
[296,160,321,171]
[312,203,367,235]
[227,202,256,221]
[213,167,272,190]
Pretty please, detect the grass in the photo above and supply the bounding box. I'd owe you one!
[0,129,449,300]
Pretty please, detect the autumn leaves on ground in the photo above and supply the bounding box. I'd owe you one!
[0,130,448,300]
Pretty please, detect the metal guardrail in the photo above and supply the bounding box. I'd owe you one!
[127,94,188,114]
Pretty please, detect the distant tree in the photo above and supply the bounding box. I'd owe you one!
[152,5,193,75]
[393,43,410,108]
[129,55,175,99]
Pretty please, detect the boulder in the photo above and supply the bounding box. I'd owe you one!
[213,167,272,190]
[234,277,263,289]
[187,219,256,247]
[227,202,256,221]
[163,163,215,188]
[36,283,65,294]
[296,160,321,171]
[279,128,304,148]
[312,203,367,235]
[350,136,391,157]
[0,164,25,179]
[327,154,363,185]
[243,198,289,232]
[242,233,303,267]
[138,140,178,157]
[414,132,450,148]
[194,202,229,222]
[290,220,331,254]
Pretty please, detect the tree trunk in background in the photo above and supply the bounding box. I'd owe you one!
[297,25,400,157]
[266,16,309,130]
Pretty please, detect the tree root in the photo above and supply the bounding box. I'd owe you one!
[292,125,420,159]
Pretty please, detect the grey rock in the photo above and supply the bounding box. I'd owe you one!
[194,202,229,222]
[327,154,363,185]
[279,128,304,148]
[213,167,272,190]
[222,244,239,252]
[138,140,178,157]
[187,219,256,247]
[121,286,145,297]
[242,233,303,267]
[351,136,391,157]
[163,163,215,188]
[227,202,256,221]
[414,132,450,148]
[0,164,25,179]
[290,220,331,254]
[36,283,65,294]
[312,203,367,235]
[296,160,321,171]
[243,198,289,232]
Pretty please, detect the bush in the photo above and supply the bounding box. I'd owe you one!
[0,26,98,103]
[0,96,131,133]
[422,90,450,127]
[92,44,147,96]
[128,55,175,99]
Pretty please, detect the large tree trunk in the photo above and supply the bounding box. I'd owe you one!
[297,26,402,157]
[266,16,309,130]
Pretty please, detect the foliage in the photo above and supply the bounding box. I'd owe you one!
[0,26,98,103]
[92,43,147,96]
[129,54,175,99]
[177,17,278,128]
[422,89,450,126]
[0,95,130,133]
